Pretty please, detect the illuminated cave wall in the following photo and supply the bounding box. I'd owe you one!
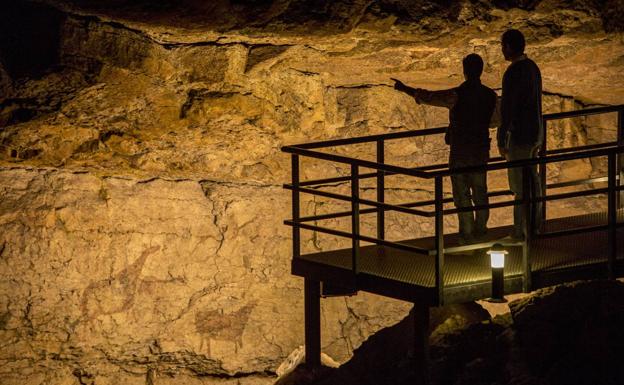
[0,1,622,384]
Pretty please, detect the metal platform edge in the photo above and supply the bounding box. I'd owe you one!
[292,257,437,304]
[293,256,624,305]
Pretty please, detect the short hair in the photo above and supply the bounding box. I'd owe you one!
[502,29,525,54]
[462,53,484,80]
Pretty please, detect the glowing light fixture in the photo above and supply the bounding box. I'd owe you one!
[487,243,508,303]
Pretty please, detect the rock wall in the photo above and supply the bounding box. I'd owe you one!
[0,1,622,384]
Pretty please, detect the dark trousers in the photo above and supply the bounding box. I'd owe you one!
[506,143,543,237]
[450,155,489,239]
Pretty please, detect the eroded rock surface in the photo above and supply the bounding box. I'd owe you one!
[0,0,623,384]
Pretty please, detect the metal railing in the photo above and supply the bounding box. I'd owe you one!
[283,105,624,304]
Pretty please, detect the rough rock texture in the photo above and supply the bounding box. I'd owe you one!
[0,0,623,384]
[274,302,495,385]
[277,280,624,385]
[0,167,416,384]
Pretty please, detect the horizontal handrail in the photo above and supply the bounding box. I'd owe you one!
[543,105,622,120]
[284,184,431,216]
[545,141,617,155]
[291,175,619,223]
[536,222,624,240]
[285,220,429,255]
[282,146,430,178]
[283,105,622,151]
[293,142,618,188]
[290,126,447,149]
[445,186,613,215]
[285,144,623,182]
[294,190,514,223]
[429,144,624,178]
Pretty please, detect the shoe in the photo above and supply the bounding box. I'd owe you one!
[505,232,525,242]
[473,228,488,241]
[458,234,475,246]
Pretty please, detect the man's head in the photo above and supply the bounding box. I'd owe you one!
[462,53,484,81]
[501,29,525,61]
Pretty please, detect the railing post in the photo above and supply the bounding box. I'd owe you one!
[376,140,385,240]
[617,108,623,209]
[540,118,548,228]
[434,176,444,305]
[292,155,301,259]
[522,166,532,292]
[608,152,616,280]
[351,164,360,275]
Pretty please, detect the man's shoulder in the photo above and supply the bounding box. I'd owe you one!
[477,83,497,99]
[505,58,540,80]
[512,57,541,72]
[480,83,496,93]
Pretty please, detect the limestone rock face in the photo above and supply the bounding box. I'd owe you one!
[0,167,411,384]
[0,1,623,384]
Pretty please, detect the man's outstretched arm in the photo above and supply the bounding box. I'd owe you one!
[392,78,457,108]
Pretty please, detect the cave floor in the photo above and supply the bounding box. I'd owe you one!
[293,209,624,304]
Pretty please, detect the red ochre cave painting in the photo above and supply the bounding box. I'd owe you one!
[194,301,257,357]
[80,245,160,320]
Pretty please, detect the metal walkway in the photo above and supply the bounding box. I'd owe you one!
[293,210,624,304]
[282,104,624,373]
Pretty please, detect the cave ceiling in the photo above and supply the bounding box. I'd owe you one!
[0,0,622,178]
[38,0,624,33]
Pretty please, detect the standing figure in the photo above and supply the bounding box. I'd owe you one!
[394,54,497,245]
[497,29,544,240]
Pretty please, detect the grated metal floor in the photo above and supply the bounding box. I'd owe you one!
[295,210,624,289]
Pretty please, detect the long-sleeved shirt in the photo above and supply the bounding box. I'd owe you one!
[497,55,543,148]
[416,79,497,165]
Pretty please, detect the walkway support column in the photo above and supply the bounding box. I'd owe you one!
[304,278,321,369]
[412,303,430,385]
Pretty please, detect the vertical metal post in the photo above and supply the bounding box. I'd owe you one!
[292,155,301,259]
[608,153,616,280]
[304,278,321,369]
[522,166,532,292]
[412,303,430,385]
[540,119,548,227]
[376,140,385,241]
[351,164,360,275]
[434,176,445,305]
[617,108,623,209]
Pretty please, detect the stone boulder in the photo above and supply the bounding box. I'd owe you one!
[509,280,624,385]
[275,302,494,385]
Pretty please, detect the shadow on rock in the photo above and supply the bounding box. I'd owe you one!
[276,280,624,385]
[510,279,624,385]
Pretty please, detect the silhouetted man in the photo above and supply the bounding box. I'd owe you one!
[497,29,543,240]
[394,54,497,244]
